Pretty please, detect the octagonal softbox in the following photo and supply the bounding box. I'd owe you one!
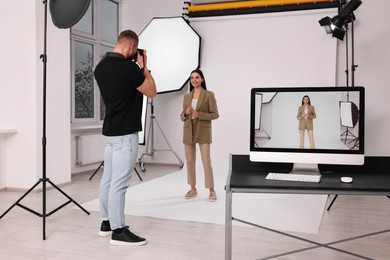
[138,17,201,94]
[49,0,91,29]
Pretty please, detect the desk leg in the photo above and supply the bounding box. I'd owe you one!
[225,190,232,260]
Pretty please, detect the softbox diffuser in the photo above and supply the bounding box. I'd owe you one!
[138,17,201,94]
[340,101,359,128]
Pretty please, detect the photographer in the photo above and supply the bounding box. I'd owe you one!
[94,29,156,246]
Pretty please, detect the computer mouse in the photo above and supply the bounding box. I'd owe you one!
[341,177,353,183]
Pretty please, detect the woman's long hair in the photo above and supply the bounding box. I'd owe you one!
[301,95,311,105]
[189,69,207,92]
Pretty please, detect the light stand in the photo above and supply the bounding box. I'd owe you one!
[319,0,364,211]
[347,20,360,148]
[0,1,90,240]
[339,22,358,145]
[138,98,184,172]
[328,19,362,210]
[339,19,361,149]
[319,1,362,149]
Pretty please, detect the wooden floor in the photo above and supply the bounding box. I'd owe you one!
[1,164,390,260]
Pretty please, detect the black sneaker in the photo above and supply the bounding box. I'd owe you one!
[110,226,147,246]
[99,220,112,237]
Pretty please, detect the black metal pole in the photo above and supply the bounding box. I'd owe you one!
[42,0,48,240]
[345,23,349,89]
[351,20,356,87]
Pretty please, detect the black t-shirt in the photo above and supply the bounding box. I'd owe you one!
[94,52,145,136]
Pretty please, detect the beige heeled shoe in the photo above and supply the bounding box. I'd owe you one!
[185,189,197,199]
[208,191,217,202]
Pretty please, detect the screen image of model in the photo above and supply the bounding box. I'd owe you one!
[253,90,361,151]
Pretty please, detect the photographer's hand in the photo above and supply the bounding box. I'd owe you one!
[137,49,156,98]
[137,50,145,69]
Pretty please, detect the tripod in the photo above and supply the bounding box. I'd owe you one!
[138,98,184,172]
[340,126,357,144]
[89,161,143,181]
[0,1,89,240]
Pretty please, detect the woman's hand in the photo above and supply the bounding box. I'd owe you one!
[191,110,199,119]
[186,106,193,115]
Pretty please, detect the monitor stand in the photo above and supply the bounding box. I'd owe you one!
[290,163,321,176]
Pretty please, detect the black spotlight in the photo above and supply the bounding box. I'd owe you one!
[49,0,91,29]
[319,0,362,40]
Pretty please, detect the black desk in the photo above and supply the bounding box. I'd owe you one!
[225,154,390,260]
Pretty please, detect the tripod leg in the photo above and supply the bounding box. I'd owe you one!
[89,161,104,181]
[47,179,90,215]
[327,195,338,211]
[0,178,89,240]
[0,179,42,219]
[138,99,183,171]
[134,167,142,181]
[153,118,184,167]
[138,114,154,172]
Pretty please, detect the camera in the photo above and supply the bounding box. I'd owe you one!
[137,48,144,57]
[131,48,144,62]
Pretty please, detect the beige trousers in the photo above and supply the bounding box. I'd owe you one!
[184,143,214,188]
[299,130,315,149]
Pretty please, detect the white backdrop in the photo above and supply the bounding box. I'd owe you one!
[186,9,338,174]
[124,0,390,171]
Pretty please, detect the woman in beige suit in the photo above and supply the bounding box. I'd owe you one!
[297,95,316,149]
[180,69,219,201]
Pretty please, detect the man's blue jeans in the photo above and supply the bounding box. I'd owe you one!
[99,133,139,230]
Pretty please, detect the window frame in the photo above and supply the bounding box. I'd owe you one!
[70,0,120,126]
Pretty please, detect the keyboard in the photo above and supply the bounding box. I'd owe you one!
[266,172,321,183]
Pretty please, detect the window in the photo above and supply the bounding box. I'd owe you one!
[71,0,119,124]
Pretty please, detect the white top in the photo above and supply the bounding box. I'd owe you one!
[191,99,198,119]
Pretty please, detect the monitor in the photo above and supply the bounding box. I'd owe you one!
[250,86,365,175]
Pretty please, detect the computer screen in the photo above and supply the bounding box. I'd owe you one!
[250,86,365,173]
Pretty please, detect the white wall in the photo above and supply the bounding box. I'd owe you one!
[0,1,71,189]
[0,1,39,189]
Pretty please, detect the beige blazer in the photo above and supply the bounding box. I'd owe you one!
[180,88,219,144]
[297,105,316,130]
